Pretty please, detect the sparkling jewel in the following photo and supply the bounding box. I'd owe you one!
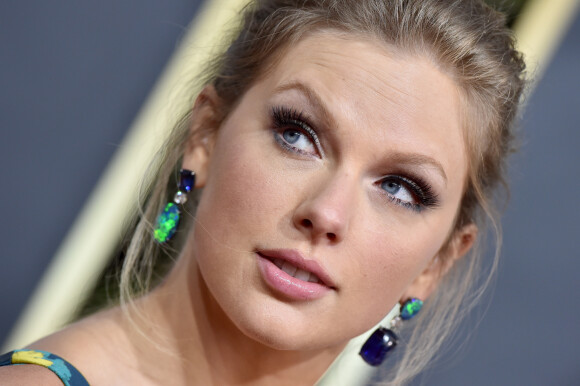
[173,190,187,204]
[154,202,180,243]
[359,327,398,366]
[178,169,196,192]
[389,316,402,329]
[400,298,423,320]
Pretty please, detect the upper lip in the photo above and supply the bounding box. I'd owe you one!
[257,248,336,289]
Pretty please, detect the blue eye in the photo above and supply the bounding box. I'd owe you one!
[271,106,323,157]
[278,128,316,154]
[283,129,301,144]
[379,175,439,212]
[382,180,401,195]
[381,177,415,204]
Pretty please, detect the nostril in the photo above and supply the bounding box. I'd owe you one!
[326,232,337,241]
[301,219,313,228]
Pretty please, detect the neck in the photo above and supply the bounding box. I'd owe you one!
[125,253,343,386]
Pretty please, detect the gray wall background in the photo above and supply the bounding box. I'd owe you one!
[0,0,202,343]
[1,1,579,385]
[420,11,580,385]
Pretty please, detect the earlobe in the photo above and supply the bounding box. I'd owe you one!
[181,85,222,188]
[401,223,478,301]
[182,141,212,188]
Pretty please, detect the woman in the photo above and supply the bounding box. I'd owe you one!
[0,0,525,384]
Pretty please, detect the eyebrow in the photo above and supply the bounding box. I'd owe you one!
[388,152,448,185]
[272,81,448,185]
[272,81,334,127]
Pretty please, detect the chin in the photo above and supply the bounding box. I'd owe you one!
[230,303,351,353]
[242,325,336,352]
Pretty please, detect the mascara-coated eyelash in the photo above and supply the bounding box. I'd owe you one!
[379,174,439,213]
[271,106,323,157]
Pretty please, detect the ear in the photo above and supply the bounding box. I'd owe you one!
[181,85,222,188]
[401,223,478,301]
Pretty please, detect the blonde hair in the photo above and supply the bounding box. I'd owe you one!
[119,0,526,384]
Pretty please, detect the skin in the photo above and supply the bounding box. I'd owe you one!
[186,32,472,348]
[1,32,476,385]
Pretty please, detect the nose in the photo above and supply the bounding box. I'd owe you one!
[292,172,356,244]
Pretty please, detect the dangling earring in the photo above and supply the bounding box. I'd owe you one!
[359,298,423,366]
[153,169,195,243]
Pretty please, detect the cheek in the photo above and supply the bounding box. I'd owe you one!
[189,136,276,310]
[344,221,446,315]
[194,135,283,247]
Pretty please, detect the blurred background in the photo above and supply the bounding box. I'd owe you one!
[1,0,579,384]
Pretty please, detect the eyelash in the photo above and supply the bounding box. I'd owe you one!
[270,105,439,212]
[271,106,323,157]
[380,174,439,213]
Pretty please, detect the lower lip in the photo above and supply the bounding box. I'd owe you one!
[257,254,332,301]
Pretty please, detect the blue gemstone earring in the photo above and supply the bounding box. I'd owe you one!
[153,169,195,243]
[359,298,423,366]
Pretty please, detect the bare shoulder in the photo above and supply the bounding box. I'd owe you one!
[0,363,63,385]
[5,306,162,385]
[25,307,131,384]
[31,307,124,351]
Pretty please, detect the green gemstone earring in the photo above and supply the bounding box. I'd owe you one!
[400,298,423,320]
[154,169,195,243]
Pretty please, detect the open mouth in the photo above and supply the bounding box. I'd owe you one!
[256,250,335,300]
[269,257,322,284]
[256,249,336,288]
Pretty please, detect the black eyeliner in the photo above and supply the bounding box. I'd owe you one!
[272,106,439,213]
[398,175,440,209]
[383,174,440,213]
[271,106,324,157]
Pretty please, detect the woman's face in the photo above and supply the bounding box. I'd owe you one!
[186,33,469,350]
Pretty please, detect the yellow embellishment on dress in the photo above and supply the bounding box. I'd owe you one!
[12,350,53,367]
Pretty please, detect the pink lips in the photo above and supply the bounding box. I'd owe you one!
[256,249,335,301]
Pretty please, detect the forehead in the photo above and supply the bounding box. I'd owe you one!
[256,32,467,187]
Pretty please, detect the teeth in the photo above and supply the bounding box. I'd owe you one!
[294,268,311,282]
[281,261,297,276]
[308,274,321,284]
[271,258,322,284]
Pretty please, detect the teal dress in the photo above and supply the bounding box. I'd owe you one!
[0,349,90,386]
